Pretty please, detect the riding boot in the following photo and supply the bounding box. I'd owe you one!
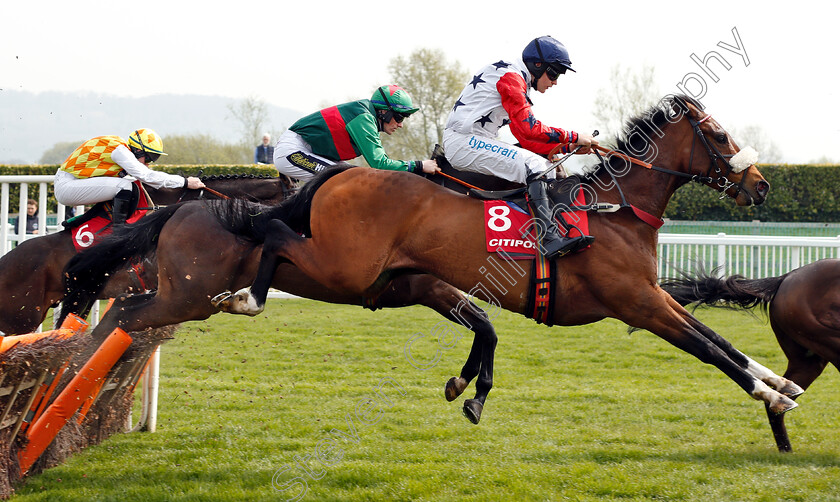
[111,189,133,225]
[526,175,594,260]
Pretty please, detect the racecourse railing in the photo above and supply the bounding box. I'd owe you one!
[0,175,81,255]
[657,233,840,279]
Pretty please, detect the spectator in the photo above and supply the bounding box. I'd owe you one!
[14,198,39,235]
[254,133,274,164]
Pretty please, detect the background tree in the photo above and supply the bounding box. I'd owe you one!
[157,133,251,165]
[728,125,784,164]
[381,49,469,160]
[227,95,270,156]
[592,63,660,143]
[38,140,83,164]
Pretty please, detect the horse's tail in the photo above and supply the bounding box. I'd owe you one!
[660,268,788,314]
[59,203,183,325]
[209,165,354,241]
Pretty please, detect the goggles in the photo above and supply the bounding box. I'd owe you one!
[545,63,568,81]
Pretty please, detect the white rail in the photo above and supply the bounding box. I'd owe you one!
[657,233,840,279]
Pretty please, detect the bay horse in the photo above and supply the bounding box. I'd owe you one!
[660,258,840,452]
[0,174,294,335]
[215,94,807,441]
[55,197,498,393]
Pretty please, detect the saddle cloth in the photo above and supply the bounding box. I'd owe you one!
[483,185,590,259]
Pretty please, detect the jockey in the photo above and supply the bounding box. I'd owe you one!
[443,36,598,260]
[54,129,205,224]
[273,85,440,181]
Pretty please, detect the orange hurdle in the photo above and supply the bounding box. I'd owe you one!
[0,313,88,353]
[18,327,132,475]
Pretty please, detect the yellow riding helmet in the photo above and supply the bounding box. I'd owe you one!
[127,128,167,158]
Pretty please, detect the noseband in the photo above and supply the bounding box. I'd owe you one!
[684,114,749,200]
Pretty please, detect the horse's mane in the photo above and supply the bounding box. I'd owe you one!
[595,94,702,176]
[207,165,355,242]
[199,172,296,189]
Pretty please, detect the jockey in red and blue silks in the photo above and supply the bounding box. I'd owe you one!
[443,36,598,259]
[273,85,440,182]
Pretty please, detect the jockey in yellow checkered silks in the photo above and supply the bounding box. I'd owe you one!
[55,129,205,224]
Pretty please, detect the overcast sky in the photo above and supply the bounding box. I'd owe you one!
[2,0,836,163]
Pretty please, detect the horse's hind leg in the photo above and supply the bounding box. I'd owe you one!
[214,220,289,315]
[765,323,830,452]
[384,275,497,424]
[438,297,497,424]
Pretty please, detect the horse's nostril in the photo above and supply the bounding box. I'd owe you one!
[757,180,770,197]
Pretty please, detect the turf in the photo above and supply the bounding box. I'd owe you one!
[12,300,840,501]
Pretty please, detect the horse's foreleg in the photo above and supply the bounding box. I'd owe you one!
[663,293,805,399]
[629,301,798,415]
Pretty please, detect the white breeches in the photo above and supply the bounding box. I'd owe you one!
[273,130,336,182]
[54,169,133,206]
[442,129,555,184]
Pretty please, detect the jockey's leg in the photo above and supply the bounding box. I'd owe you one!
[526,173,594,260]
[111,189,133,224]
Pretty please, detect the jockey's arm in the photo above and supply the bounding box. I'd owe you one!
[345,113,425,174]
[111,145,188,189]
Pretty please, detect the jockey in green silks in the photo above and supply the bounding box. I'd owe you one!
[273,85,440,181]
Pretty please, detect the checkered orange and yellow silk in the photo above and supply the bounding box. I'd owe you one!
[60,136,127,178]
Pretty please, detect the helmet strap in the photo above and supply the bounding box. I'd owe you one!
[376,88,398,128]
[132,130,149,159]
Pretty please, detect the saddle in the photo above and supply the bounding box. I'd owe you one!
[61,181,150,251]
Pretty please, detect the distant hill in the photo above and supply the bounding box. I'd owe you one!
[0,90,303,164]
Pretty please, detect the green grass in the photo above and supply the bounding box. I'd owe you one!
[13,300,840,501]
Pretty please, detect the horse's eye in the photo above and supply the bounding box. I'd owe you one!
[715,133,728,144]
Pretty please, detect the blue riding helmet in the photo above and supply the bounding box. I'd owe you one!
[522,36,575,86]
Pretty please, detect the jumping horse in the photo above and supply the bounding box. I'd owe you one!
[0,174,294,335]
[660,259,840,451]
[214,94,806,442]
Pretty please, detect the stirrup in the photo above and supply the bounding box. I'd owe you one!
[542,235,594,259]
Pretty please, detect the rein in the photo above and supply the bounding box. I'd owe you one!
[199,186,231,199]
[435,171,483,191]
[591,112,749,204]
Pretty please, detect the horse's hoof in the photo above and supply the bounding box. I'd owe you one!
[777,379,805,399]
[445,377,468,402]
[769,395,799,415]
[463,399,483,424]
[212,288,264,316]
[211,291,233,309]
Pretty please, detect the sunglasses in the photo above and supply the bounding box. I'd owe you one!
[145,152,161,164]
[545,64,567,81]
[393,112,409,123]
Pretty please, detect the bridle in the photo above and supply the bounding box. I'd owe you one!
[592,111,751,202]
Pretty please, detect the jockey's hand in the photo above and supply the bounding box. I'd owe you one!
[421,159,441,175]
[573,133,599,155]
[186,176,206,189]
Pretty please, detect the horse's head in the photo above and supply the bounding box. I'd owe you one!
[673,96,770,206]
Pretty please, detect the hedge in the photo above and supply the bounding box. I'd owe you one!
[663,164,840,222]
[2,164,839,222]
